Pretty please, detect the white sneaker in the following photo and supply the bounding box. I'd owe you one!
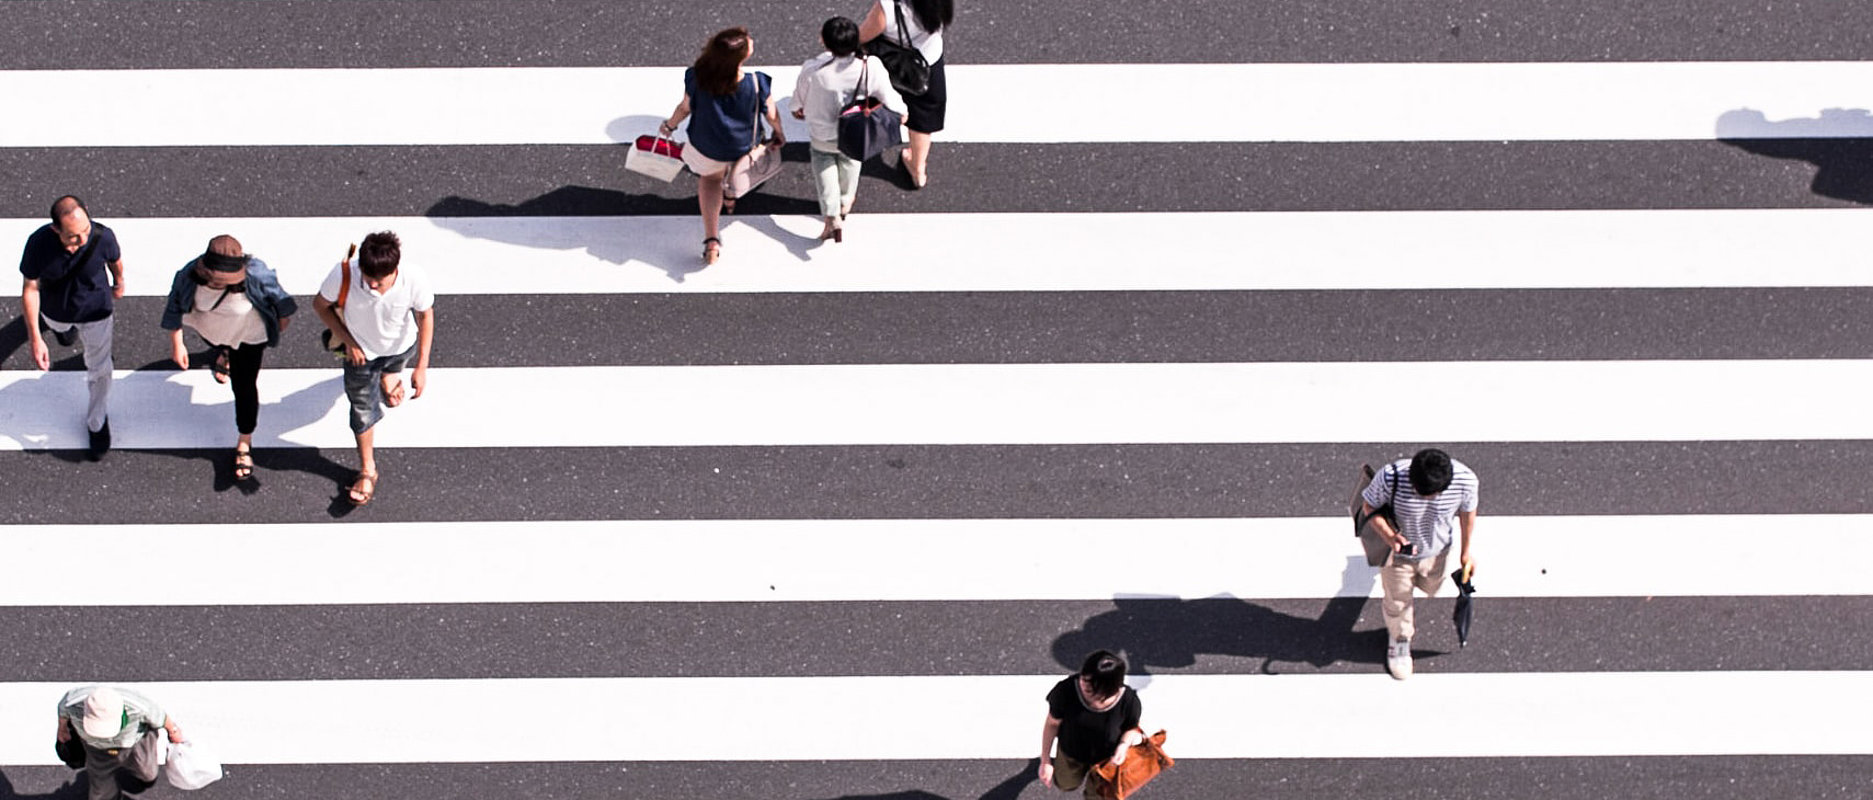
[1386,637,1413,680]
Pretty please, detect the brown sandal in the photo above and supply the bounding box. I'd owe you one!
[347,471,378,506]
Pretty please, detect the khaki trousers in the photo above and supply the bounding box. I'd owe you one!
[1381,547,1450,641]
[1050,753,1111,799]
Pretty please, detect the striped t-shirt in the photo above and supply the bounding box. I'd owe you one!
[1361,458,1480,561]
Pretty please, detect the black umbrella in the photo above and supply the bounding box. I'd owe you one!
[1450,567,1477,647]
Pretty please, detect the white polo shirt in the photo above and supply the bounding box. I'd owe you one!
[318,261,434,359]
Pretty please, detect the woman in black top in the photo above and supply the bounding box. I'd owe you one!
[1039,650,1144,798]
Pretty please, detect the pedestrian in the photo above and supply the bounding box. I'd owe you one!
[658,27,785,265]
[18,195,125,459]
[160,235,298,481]
[1038,650,1145,799]
[312,231,435,506]
[792,16,908,243]
[858,0,953,189]
[1358,447,1479,680]
[55,685,185,800]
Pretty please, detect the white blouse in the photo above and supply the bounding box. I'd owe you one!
[878,0,944,64]
[792,53,909,150]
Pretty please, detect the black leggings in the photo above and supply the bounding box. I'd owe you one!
[217,343,266,435]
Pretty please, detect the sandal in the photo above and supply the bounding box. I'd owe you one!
[347,471,378,506]
[233,446,255,482]
[210,347,230,385]
[702,237,722,265]
[722,196,738,215]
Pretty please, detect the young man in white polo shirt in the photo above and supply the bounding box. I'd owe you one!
[313,231,435,506]
[1359,448,1479,680]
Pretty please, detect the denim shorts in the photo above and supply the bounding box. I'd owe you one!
[341,343,416,434]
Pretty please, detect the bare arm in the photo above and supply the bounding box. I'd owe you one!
[21,278,48,370]
[1360,501,1408,551]
[312,292,365,366]
[660,95,692,136]
[1109,727,1145,765]
[169,328,188,369]
[1458,509,1478,577]
[858,0,887,41]
[1038,714,1061,787]
[107,258,125,299]
[409,307,434,399]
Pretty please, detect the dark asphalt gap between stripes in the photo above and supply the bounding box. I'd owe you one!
[8,0,1873,68]
[0,139,1864,219]
[0,441,1867,525]
[0,597,1863,682]
[3,288,1870,372]
[3,756,1869,800]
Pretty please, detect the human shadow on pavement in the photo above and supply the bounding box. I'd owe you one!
[0,315,99,372]
[814,758,1037,800]
[0,366,355,504]
[0,768,88,800]
[1717,107,1873,204]
[1051,558,1449,675]
[426,179,821,283]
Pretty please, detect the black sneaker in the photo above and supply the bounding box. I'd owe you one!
[88,419,111,460]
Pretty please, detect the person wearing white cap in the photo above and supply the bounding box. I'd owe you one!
[55,685,185,800]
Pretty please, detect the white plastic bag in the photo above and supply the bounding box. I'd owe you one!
[163,741,224,790]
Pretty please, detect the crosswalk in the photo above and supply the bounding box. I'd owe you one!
[2,1,1871,798]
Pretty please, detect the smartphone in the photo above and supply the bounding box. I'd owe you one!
[1397,540,1417,557]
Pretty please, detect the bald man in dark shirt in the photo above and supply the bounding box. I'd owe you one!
[20,195,125,458]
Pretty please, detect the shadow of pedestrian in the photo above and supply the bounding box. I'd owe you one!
[0,768,87,800]
[1716,107,1873,204]
[813,758,1038,800]
[1051,558,1449,675]
[0,315,102,371]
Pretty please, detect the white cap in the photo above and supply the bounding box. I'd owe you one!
[80,687,125,739]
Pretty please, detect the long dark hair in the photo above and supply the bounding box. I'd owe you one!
[694,27,752,96]
[905,0,953,33]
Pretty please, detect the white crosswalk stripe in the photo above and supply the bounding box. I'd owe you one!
[6,209,1870,296]
[7,62,1873,146]
[1,515,1868,606]
[2,2,1870,798]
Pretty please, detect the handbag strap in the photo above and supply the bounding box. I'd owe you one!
[335,250,352,310]
[890,0,916,48]
[747,72,769,147]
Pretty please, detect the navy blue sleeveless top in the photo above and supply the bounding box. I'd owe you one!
[684,68,769,162]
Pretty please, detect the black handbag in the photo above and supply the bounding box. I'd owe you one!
[55,734,85,769]
[863,0,930,96]
[838,60,904,161]
[1351,463,1400,567]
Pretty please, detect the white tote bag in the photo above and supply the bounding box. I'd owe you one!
[163,741,224,790]
[625,135,687,182]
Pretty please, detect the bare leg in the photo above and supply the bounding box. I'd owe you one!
[904,131,933,186]
[698,171,726,241]
[349,428,378,504]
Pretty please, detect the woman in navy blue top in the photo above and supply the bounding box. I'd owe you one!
[660,27,784,265]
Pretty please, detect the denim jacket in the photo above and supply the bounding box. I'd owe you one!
[159,256,298,347]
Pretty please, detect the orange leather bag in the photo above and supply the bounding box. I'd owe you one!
[1091,729,1174,800]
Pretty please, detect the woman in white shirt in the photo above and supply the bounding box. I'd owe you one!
[792,16,907,242]
[859,0,953,188]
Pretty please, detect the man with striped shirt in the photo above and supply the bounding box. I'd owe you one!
[1360,448,1479,680]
